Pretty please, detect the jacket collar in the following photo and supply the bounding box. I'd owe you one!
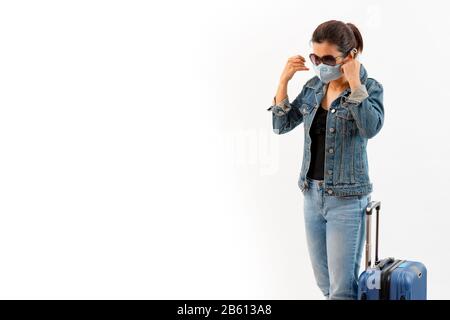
[306,62,368,95]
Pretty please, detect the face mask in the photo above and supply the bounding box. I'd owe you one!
[312,63,343,84]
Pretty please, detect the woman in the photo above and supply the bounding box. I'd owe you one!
[267,20,384,300]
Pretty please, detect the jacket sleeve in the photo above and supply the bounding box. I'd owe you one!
[346,80,384,139]
[266,87,306,135]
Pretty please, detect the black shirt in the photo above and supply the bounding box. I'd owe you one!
[307,105,328,180]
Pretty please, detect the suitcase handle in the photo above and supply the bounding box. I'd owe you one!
[365,200,381,269]
[376,257,395,269]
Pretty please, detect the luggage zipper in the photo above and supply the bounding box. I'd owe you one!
[380,259,406,300]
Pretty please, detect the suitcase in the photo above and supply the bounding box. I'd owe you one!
[357,200,427,300]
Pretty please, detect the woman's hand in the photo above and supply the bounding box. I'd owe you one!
[341,55,361,90]
[280,55,309,84]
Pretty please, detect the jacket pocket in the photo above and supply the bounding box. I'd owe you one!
[335,108,356,136]
[334,108,354,120]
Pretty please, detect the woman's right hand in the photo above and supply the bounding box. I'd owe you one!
[280,55,309,83]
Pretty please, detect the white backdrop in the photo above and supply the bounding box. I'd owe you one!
[0,0,448,299]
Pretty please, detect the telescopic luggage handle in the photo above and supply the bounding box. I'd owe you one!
[365,200,381,269]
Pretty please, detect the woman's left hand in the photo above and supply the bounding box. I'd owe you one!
[341,57,361,89]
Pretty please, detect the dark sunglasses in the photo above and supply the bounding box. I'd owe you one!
[309,53,345,66]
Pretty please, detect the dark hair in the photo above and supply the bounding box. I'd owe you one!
[311,20,363,56]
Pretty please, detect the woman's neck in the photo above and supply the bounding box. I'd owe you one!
[328,77,349,92]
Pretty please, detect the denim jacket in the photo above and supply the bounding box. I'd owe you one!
[267,63,384,197]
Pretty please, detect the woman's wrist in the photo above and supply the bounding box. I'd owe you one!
[279,76,290,86]
[349,78,362,91]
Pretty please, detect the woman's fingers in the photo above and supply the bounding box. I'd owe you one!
[290,61,309,70]
[289,55,309,70]
[292,65,309,71]
[295,66,310,71]
[289,55,306,63]
[281,54,310,82]
[291,61,307,67]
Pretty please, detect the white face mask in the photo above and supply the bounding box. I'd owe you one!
[312,63,343,83]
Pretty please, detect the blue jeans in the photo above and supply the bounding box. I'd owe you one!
[303,176,371,300]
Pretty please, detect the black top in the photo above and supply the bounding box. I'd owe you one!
[307,105,328,180]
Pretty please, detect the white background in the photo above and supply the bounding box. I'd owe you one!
[0,0,448,299]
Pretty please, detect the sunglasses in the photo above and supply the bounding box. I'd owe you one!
[309,53,345,67]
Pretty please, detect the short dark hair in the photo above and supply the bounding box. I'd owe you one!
[311,20,363,56]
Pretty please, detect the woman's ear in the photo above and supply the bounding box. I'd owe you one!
[341,54,352,65]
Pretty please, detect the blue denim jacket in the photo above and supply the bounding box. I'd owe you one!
[267,63,384,196]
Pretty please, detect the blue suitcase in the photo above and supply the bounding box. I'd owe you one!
[357,200,427,300]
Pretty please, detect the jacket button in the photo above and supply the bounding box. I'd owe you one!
[329,148,334,153]
[331,108,336,113]
[328,169,333,175]
[327,189,333,195]
[329,127,335,133]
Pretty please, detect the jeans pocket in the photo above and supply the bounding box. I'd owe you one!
[339,194,362,200]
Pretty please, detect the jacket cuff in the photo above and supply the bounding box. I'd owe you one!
[346,84,369,104]
[267,96,291,116]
